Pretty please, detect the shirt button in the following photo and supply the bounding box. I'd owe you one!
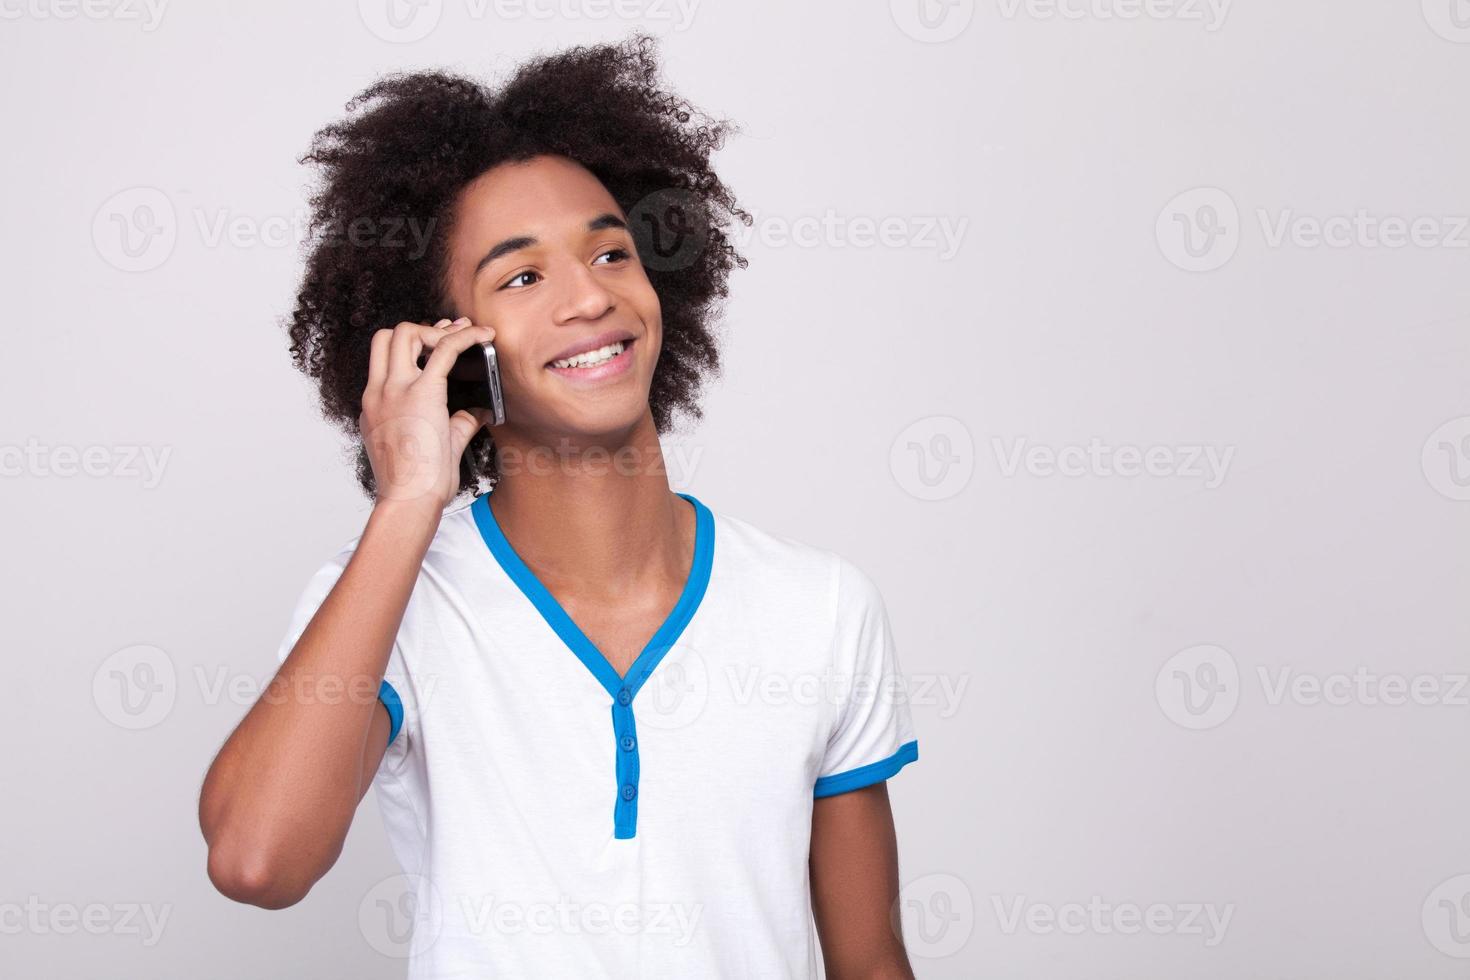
[621,784,637,801]
[616,688,632,706]
[620,735,636,752]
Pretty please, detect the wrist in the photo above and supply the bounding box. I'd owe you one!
[368,494,445,537]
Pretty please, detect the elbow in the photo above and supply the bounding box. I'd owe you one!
[206,842,313,910]
[197,762,345,909]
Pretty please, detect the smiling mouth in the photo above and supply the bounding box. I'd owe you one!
[546,338,635,371]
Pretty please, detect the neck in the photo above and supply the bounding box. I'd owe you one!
[485,411,692,601]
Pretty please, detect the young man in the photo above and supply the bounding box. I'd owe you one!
[198,36,919,979]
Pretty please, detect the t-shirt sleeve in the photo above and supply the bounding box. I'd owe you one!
[274,543,417,765]
[813,556,919,798]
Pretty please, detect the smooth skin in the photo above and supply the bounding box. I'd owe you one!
[198,153,913,976]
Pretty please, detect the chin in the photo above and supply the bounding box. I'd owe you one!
[514,388,642,439]
[564,401,650,440]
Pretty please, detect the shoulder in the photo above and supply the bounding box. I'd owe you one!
[311,495,488,580]
[706,504,881,616]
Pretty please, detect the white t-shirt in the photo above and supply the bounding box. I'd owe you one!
[273,490,919,978]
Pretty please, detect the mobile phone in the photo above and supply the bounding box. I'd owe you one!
[419,339,506,426]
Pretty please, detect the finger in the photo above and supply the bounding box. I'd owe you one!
[448,407,495,460]
[426,318,476,359]
[411,318,467,371]
[421,324,497,382]
[387,321,445,384]
[366,328,394,395]
[408,318,474,372]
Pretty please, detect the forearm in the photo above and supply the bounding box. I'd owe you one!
[199,499,439,906]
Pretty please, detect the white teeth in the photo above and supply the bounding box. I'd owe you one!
[552,341,625,370]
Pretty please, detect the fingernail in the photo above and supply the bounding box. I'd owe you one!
[452,316,470,325]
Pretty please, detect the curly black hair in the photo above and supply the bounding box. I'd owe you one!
[286,32,750,500]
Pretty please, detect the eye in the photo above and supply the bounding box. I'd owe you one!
[593,247,630,266]
[500,269,541,290]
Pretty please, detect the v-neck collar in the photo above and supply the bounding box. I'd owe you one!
[471,490,715,701]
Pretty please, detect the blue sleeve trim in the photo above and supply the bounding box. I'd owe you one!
[378,679,404,748]
[813,740,919,798]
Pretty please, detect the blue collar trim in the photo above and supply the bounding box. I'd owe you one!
[471,491,715,702]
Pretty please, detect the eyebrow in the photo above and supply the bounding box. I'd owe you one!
[472,213,629,280]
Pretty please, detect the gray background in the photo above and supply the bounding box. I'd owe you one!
[3,1,1469,977]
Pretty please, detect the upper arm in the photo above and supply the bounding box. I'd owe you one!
[273,553,413,804]
[809,782,914,980]
[816,557,919,792]
[808,557,921,977]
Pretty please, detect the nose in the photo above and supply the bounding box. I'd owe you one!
[552,258,615,324]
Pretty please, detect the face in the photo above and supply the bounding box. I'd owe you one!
[443,154,662,442]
